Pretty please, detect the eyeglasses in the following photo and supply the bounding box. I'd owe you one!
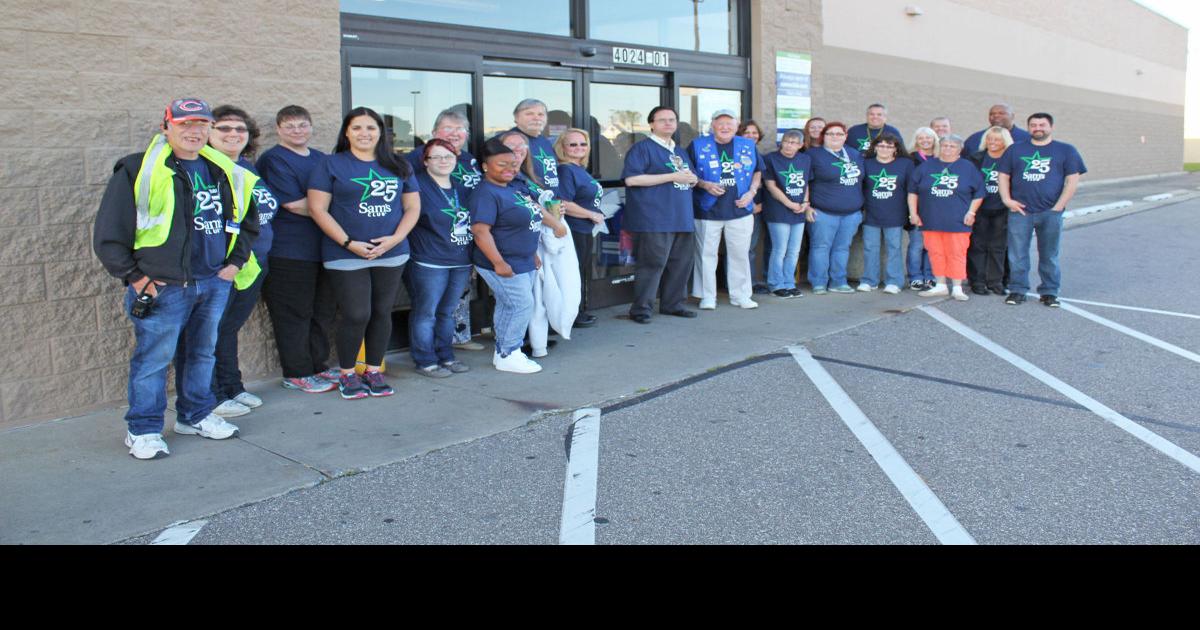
[214,125,248,134]
[437,126,467,134]
[280,122,311,132]
[567,142,588,148]
[426,154,456,162]
[824,131,846,137]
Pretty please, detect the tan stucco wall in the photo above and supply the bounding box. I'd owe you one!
[751,0,1187,179]
[0,1,343,428]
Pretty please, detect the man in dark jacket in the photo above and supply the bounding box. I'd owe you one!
[94,98,259,460]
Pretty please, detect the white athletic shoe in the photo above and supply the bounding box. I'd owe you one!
[233,391,263,408]
[699,299,717,310]
[730,298,759,309]
[212,399,251,418]
[856,282,875,292]
[919,283,949,297]
[951,286,970,301]
[494,349,542,374]
[125,432,169,460]
[174,413,240,440]
[883,284,901,294]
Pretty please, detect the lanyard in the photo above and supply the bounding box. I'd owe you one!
[436,183,459,211]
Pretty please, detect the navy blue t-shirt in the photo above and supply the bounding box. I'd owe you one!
[847,124,903,153]
[557,162,603,234]
[255,145,326,262]
[469,180,542,274]
[761,151,812,225]
[406,149,483,192]
[997,140,1087,214]
[179,157,226,279]
[908,158,984,233]
[965,126,1032,154]
[306,153,419,265]
[808,146,866,215]
[620,138,695,233]
[862,157,913,228]
[689,141,763,221]
[972,152,1005,211]
[238,158,278,262]
[511,128,560,195]
[410,171,472,267]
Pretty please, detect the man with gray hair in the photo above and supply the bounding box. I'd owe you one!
[407,107,481,190]
[509,98,560,194]
[931,117,953,138]
[847,103,903,152]
[965,103,1031,154]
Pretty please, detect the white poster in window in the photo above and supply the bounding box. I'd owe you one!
[776,51,812,142]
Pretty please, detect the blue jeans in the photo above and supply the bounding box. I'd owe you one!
[807,210,862,289]
[127,276,231,435]
[1007,210,1064,296]
[477,267,535,357]
[906,229,933,283]
[766,222,805,290]
[862,225,904,287]
[408,263,472,368]
[211,261,266,401]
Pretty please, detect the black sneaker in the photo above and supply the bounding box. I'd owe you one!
[753,283,771,295]
[1005,293,1026,305]
[971,285,989,295]
[789,288,804,297]
[1040,295,1060,308]
[988,285,1006,296]
[773,288,794,299]
[338,372,370,399]
[362,370,394,396]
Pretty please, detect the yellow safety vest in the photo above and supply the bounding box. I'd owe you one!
[132,134,262,289]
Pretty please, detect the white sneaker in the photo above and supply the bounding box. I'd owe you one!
[494,349,542,374]
[212,399,251,418]
[951,286,970,301]
[919,283,949,297]
[233,391,262,408]
[857,282,875,292]
[730,298,759,309]
[125,432,169,460]
[174,413,240,440]
[883,284,901,294]
[699,299,717,310]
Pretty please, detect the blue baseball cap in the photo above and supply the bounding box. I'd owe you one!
[165,98,215,124]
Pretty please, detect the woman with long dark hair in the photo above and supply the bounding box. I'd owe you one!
[307,107,420,399]
[801,117,826,152]
[859,133,912,294]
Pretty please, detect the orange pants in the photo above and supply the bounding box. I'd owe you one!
[922,231,971,281]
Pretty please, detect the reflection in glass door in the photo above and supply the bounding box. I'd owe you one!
[678,86,743,149]
[588,83,659,182]
[350,67,473,154]
[482,76,573,141]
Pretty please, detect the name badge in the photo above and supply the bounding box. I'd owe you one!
[225,220,241,235]
[709,160,719,168]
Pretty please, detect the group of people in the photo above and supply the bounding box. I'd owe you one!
[95,95,1084,461]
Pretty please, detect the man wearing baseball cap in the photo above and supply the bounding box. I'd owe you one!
[94,98,261,460]
[687,108,763,310]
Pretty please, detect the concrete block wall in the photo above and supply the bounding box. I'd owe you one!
[0,0,343,429]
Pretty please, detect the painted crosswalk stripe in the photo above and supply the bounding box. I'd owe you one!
[559,408,602,545]
[151,520,207,545]
[1055,301,1200,365]
[920,305,1200,475]
[1045,296,1200,321]
[789,346,977,545]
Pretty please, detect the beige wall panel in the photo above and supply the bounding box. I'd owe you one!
[822,0,1185,106]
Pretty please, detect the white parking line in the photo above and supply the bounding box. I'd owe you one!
[789,346,977,545]
[920,306,1200,475]
[1046,297,1200,320]
[1056,301,1200,365]
[1143,193,1173,201]
[1063,200,1131,219]
[559,408,601,545]
[151,520,207,545]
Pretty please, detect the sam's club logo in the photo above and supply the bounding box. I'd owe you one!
[928,168,959,198]
[1021,151,1052,182]
[868,168,896,199]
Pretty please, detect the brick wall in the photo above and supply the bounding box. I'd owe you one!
[0,1,343,429]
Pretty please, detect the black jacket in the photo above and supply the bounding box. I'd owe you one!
[93,150,259,286]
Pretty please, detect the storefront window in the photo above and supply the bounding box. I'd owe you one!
[678,86,742,148]
[341,0,570,36]
[350,67,473,153]
[589,0,738,55]
[588,83,659,182]
[482,76,573,140]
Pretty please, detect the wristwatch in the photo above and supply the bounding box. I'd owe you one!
[342,237,352,248]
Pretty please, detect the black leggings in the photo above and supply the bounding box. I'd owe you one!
[327,264,405,369]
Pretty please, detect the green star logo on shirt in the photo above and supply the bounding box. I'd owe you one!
[929,167,959,187]
[1020,151,1052,173]
[832,160,852,177]
[779,163,805,187]
[513,191,540,219]
[440,205,463,221]
[868,167,895,191]
[857,138,871,151]
[534,147,557,169]
[349,168,399,202]
[190,171,219,216]
[981,165,997,182]
[451,163,480,187]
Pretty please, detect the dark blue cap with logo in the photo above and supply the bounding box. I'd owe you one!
[164,98,215,124]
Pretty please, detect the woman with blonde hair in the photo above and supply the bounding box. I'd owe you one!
[554,128,606,327]
[966,126,1015,294]
[905,126,938,290]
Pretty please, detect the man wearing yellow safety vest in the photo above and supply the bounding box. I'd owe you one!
[94,98,260,460]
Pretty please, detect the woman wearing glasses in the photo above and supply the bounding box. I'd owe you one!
[805,122,865,294]
[555,128,606,329]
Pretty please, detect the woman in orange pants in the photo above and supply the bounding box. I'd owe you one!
[906,135,985,301]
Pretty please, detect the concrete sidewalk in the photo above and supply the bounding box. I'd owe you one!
[3,171,1196,545]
